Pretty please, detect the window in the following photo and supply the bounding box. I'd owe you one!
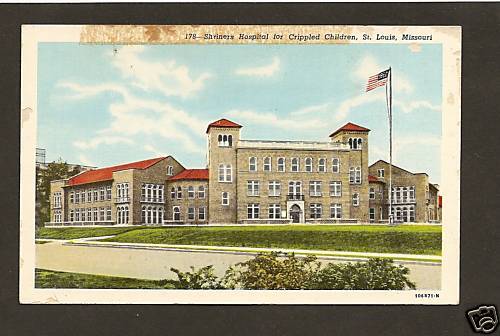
[53,192,62,208]
[309,181,322,197]
[93,208,98,221]
[349,167,361,184]
[69,210,74,222]
[218,164,232,182]
[369,208,375,221]
[249,157,257,172]
[93,189,98,202]
[380,207,383,220]
[100,187,105,201]
[247,204,260,219]
[222,192,229,206]
[402,187,408,203]
[54,210,62,223]
[409,186,415,201]
[395,187,401,204]
[75,209,80,222]
[188,186,195,199]
[81,191,86,203]
[87,208,92,222]
[330,204,342,219]
[352,193,360,206]
[116,205,129,224]
[305,158,313,172]
[332,158,340,173]
[369,187,375,200]
[106,186,112,200]
[348,137,363,150]
[198,185,205,199]
[87,189,92,203]
[171,187,176,199]
[177,186,182,199]
[277,158,285,172]
[218,134,233,147]
[329,181,342,197]
[99,207,105,221]
[378,169,385,178]
[263,157,271,171]
[187,207,195,221]
[75,191,80,204]
[288,181,302,195]
[81,208,86,221]
[167,165,174,176]
[247,180,260,196]
[198,207,206,221]
[69,192,74,204]
[268,204,281,219]
[106,206,112,221]
[318,158,326,172]
[116,183,129,202]
[173,206,181,221]
[310,203,322,219]
[291,158,299,172]
[268,181,281,197]
[409,205,415,222]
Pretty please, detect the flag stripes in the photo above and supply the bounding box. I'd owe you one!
[366,69,390,92]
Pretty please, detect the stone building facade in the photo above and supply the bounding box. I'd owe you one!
[47,118,440,226]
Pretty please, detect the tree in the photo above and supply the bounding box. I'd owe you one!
[36,160,82,226]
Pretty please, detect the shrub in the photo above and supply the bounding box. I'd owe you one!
[170,265,223,289]
[311,258,416,290]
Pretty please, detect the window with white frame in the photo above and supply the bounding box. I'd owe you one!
[369,208,375,220]
[222,192,229,206]
[349,167,361,184]
[188,186,195,199]
[87,208,92,222]
[116,205,129,224]
[93,189,98,202]
[167,165,174,176]
[106,185,112,200]
[288,181,302,195]
[310,203,322,219]
[348,137,363,150]
[268,204,281,219]
[93,207,98,221]
[75,191,80,204]
[87,189,92,203]
[173,206,181,221]
[171,187,176,199]
[309,181,322,197]
[75,209,80,221]
[330,204,342,219]
[291,158,299,172]
[247,203,260,219]
[54,209,62,223]
[329,181,342,197]
[81,191,86,203]
[305,158,313,172]
[100,186,105,201]
[177,186,182,199]
[218,164,232,182]
[198,185,206,199]
[332,158,340,173]
[277,157,285,172]
[378,169,385,178]
[198,207,206,221]
[247,180,260,196]
[263,157,271,171]
[53,192,62,208]
[69,209,74,222]
[380,207,383,220]
[99,207,105,221]
[187,207,195,221]
[106,206,112,221]
[409,186,415,201]
[81,208,86,221]
[217,134,233,147]
[318,158,326,172]
[69,191,74,204]
[369,187,375,200]
[352,193,360,206]
[268,181,281,197]
[116,183,129,202]
[249,157,257,172]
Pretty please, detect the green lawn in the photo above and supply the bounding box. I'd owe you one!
[35,269,176,289]
[37,225,442,255]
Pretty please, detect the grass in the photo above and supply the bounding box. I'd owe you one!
[35,269,176,289]
[36,226,144,240]
[98,225,442,255]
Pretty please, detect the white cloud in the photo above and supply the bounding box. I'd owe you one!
[235,57,281,77]
[109,46,212,98]
[335,91,386,122]
[143,144,168,157]
[78,154,96,167]
[290,102,332,116]
[73,136,134,150]
[225,109,323,131]
[393,134,441,156]
[394,100,441,113]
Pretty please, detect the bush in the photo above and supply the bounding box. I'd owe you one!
[170,265,223,289]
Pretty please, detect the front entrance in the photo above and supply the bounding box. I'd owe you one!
[289,204,301,223]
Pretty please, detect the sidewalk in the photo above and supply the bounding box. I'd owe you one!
[63,238,442,264]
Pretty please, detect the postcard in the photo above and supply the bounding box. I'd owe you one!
[20,25,461,304]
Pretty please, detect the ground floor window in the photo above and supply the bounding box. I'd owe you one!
[69,210,74,222]
[247,204,260,219]
[310,203,322,219]
[54,209,62,222]
[352,193,360,206]
[93,208,98,222]
[99,207,105,221]
[142,205,164,224]
[369,208,375,221]
[117,205,129,224]
[106,207,112,221]
[187,207,195,221]
[268,204,281,219]
[173,206,181,221]
[87,208,92,222]
[198,207,206,221]
[391,205,415,222]
[330,204,342,219]
[81,208,86,221]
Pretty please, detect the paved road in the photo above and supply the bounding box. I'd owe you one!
[36,241,441,289]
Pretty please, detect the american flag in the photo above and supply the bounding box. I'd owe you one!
[366,69,390,92]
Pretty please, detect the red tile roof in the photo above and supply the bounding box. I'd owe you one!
[330,122,370,137]
[206,118,242,133]
[67,157,167,186]
[169,169,209,181]
[368,175,384,183]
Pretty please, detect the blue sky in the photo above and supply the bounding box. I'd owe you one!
[37,42,442,183]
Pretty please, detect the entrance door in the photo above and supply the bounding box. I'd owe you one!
[290,204,301,223]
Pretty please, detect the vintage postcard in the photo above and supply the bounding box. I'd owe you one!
[20,25,461,304]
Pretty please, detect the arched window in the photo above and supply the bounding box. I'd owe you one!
[141,206,146,224]
[357,138,362,149]
[305,158,312,172]
[223,135,228,146]
[277,157,285,172]
[348,138,353,149]
[228,135,233,147]
[263,157,271,171]
[177,186,182,199]
[249,157,257,172]
[152,206,157,224]
[147,206,152,224]
[173,206,181,221]
[318,158,326,172]
[332,158,340,173]
[218,134,222,145]
[291,158,299,172]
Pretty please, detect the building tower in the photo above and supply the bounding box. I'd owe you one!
[206,118,242,223]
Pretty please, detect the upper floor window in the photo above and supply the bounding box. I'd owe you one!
[309,181,322,197]
[247,180,260,196]
[288,181,302,195]
[53,192,62,208]
[348,137,363,150]
[106,186,112,200]
[177,186,182,199]
[87,189,92,203]
[99,186,106,201]
[167,165,174,176]
[352,193,360,206]
[318,158,326,172]
[69,191,74,204]
[329,181,342,197]
[268,181,281,197]
[249,157,257,172]
[198,185,206,199]
[116,183,129,201]
[171,187,176,199]
[218,134,233,147]
[369,187,375,199]
[291,158,299,172]
[221,192,229,206]
[263,157,271,172]
[188,186,195,199]
[332,158,340,173]
[75,191,80,204]
[305,158,313,172]
[93,189,98,202]
[277,158,285,172]
[349,167,362,184]
[218,164,232,182]
[377,168,385,178]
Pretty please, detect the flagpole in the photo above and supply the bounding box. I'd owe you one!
[388,67,394,225]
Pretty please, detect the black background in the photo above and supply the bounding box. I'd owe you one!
[1,3,499,335]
